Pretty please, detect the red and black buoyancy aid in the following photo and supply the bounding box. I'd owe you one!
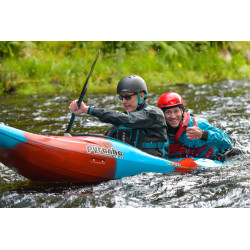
[168,113,215,159]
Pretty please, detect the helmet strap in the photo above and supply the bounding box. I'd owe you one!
[137,92,147,107]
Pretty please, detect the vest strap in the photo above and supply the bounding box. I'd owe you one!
[141,142,166,149]
[175,113,191,141]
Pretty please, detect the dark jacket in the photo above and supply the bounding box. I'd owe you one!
[88,101,168,158]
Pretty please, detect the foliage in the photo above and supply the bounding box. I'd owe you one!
[0,41,19,57]
[0,41,34,58]
[0,41,249,95]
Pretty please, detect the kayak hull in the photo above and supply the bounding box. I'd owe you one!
[0,124,224,183]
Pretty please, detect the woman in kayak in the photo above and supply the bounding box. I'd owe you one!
[69,75,168,158]
[157,91,232,161]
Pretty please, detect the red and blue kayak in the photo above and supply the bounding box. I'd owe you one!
[0,124,224,183]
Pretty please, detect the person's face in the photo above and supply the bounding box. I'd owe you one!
[164,106,183,128]
[119,92,144,112]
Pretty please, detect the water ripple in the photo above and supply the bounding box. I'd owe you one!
[0,80,250,207]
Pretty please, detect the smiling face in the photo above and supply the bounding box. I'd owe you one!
[164,106,183,128]
[120,92,144,112]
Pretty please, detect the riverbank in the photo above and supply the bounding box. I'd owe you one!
[0,41,249,95]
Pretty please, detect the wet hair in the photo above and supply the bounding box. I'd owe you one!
[162,104,184,113]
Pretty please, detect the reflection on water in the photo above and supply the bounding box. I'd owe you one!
[0,80,250,207]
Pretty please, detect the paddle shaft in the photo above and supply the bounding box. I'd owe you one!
[65,50,100,134]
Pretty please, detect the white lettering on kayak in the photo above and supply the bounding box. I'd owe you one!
[172,163,182,167]
[86,145,124,159]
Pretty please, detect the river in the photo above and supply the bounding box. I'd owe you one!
[0,79,249,208]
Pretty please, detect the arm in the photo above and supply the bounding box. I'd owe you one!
[69,100,167,134]
[191,117,232,150]
[90,106,165,129]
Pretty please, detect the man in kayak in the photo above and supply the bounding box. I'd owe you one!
[157,91,232,161]
[69,75,168,158]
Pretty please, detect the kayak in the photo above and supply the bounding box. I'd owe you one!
[0,124,224,183]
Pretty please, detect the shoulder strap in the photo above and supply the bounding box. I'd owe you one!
[175,113,191,141]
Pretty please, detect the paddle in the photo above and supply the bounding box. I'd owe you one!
[65,50,100,136]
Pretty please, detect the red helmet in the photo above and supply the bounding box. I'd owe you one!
[157,92,185,109]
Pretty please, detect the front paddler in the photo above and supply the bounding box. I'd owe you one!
[69,75,168,158]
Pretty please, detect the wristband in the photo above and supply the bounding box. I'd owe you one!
[201,130,208,141]
[88,106,95,115]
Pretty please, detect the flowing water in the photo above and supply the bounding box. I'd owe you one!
[0,80,250,208]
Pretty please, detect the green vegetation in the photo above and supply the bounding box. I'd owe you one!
[0,41,249,95]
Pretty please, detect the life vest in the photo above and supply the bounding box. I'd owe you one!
[168,113,215,159]
[115,105,168,158]
[116,126,143,148]
[116,127,167,151]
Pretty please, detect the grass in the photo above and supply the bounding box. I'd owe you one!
[0,41,249,95]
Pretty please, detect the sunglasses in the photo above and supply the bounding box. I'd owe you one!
[118,93,137,101]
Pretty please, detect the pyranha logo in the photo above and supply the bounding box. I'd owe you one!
[86,145,124,159]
